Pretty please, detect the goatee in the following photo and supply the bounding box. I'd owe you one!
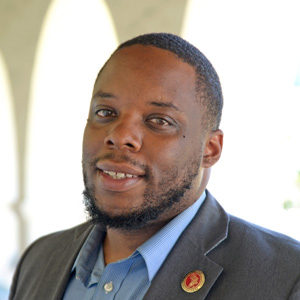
[82,154,201,231]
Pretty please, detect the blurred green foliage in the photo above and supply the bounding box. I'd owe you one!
[283,171,300,210]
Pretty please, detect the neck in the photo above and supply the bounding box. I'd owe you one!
[102,183,208,265]
[103,221,167,265]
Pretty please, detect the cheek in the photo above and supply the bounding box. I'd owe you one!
[174,135,204,169]
[82,124,105,158]
[148,140,187,174]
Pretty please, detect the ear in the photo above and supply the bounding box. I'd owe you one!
[202,129,223,168]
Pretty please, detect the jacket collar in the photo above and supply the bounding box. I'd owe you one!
[29,191,228,300]
[45,222,96,300]
[143,190,229,300]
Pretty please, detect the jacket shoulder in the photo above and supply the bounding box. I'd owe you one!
[9,222,94,300]
[26,221,94,250]
[228,214,300,254]
[206,214,300,299]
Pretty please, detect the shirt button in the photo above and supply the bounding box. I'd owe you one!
[104,281,113,293]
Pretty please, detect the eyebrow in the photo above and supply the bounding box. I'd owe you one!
[92,91,116,100]
[92,91,182,112]
[148,101,181,112]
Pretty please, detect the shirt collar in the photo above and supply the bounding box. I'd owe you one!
[137,191,206,281]
[72,191,206,285]
[71,225,104,286]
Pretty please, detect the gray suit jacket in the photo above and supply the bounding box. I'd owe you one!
[9,191,300,299]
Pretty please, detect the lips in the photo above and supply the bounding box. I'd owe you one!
[102,170,138,179]
[96,160,145,177]
[95,161,145,192]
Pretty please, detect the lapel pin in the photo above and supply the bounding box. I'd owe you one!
[181,270,205,293]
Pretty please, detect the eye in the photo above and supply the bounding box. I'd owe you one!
[96,109,116,118]
[146,115,178,133]
[148,117,171,126]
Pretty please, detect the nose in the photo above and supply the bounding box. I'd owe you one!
[104,116,142,152]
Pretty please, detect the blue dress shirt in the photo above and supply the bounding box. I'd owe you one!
[62,192,206,300]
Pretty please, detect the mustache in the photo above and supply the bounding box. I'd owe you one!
[85,153,151,179]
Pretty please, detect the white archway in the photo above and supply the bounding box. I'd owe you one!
[0,50,19,296]
[25,0,118,243]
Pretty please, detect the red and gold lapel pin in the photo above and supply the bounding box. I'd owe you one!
[181,270,205,293]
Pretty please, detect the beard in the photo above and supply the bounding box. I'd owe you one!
[82,153,202,231]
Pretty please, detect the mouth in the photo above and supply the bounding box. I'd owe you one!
[94,161,145,192]
[102,170,140,180]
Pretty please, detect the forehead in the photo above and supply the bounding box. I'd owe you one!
[94,45,197,101]
[104,44,194,76]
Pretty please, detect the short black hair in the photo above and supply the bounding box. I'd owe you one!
[95,33,223,131]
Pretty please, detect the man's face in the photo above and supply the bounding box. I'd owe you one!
[82,45,215,230]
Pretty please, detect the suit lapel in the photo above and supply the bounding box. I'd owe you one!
[13,192,227,300]
[47,233,91,300]
[33,223,96,300]
[144,191,229,300]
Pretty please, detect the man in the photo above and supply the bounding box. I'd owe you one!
[10,33,300,300]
